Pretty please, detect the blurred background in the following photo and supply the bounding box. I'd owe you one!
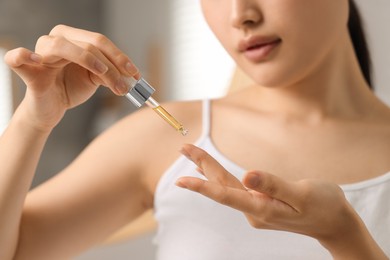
[0,0,389,259]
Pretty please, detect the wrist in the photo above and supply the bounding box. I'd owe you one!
[12,103,57,135]
[319,204,388,260]
[14,98,65,133]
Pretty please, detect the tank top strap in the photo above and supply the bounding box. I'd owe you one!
[201,99,211,137]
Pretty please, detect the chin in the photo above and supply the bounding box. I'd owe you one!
[245,62,307,89]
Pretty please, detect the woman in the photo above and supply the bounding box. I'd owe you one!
[1,0,389,259]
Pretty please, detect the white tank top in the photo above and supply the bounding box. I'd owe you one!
[153,100,390,259]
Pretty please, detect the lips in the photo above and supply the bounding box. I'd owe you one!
[238,36,282,62]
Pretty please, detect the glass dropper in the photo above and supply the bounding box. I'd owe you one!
[124,77,188,136]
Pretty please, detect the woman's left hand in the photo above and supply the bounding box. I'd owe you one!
[175,144,388,260]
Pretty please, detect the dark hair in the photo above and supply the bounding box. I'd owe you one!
[348,0,373,89]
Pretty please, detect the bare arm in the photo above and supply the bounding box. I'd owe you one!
[0,24,147,260]
[14,108,155,259]
[0,103,51,260]
[1,105,153,260]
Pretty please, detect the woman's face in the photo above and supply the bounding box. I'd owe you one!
[200,0,350,87]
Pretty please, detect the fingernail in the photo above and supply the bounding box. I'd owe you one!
[246,172,261,188]
[115,77,129,95]
[125,62,139,76]
[30,53,42,63]
[175,179,188,189]
[179,146,191,160]
[94,60,108,74]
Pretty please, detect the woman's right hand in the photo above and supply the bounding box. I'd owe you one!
[4,24,139,131]
[176,144,389,260]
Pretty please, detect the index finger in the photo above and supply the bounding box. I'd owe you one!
[49,24,139,78]
[180,144,245,190]
[243,171,301,209]
[175,176,297,220]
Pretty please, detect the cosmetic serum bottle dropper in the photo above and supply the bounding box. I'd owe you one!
[124,77,188,136]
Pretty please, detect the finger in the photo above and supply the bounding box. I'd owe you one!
[49,24,139,78]
[176,176,251,209]
[195,166,204,175]
[4,48,45,82]
[35,35,108,75]
[4,48,42,68]
[35,35,131,95]
[71,39,134,94]
[176,176,295,218]
[180,144,244,190]
[243,171,300,207]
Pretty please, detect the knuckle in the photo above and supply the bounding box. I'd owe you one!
[35,35,57,55]
[91,32,109,46]
[35,35,50,47]
[193,152,208,168]
[50,24,67,35]
[114,53,129,65]
[79,49,96,66]
[104,67,120,79]
[36,35,64,51]
[101,68,121,87]
[83,42,96,52]
[50,36,65,49]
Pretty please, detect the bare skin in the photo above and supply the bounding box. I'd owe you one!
[1,0,390,259]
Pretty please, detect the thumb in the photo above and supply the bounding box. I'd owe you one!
[243,171,299,206]
[4,48,43,81]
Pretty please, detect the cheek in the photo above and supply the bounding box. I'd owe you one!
[284,0,349,48]
[200,0,233,49]
[249,0,349,86]
[201,0,350,87]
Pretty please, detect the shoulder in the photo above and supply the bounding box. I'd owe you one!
[369,100,390,136]
[92,99,204,192]
[115,99,204,144]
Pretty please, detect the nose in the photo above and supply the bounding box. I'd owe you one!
[231,0,262,29]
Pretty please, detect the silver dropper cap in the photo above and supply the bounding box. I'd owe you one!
[123,77,189,136]
[125,78,155,108]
